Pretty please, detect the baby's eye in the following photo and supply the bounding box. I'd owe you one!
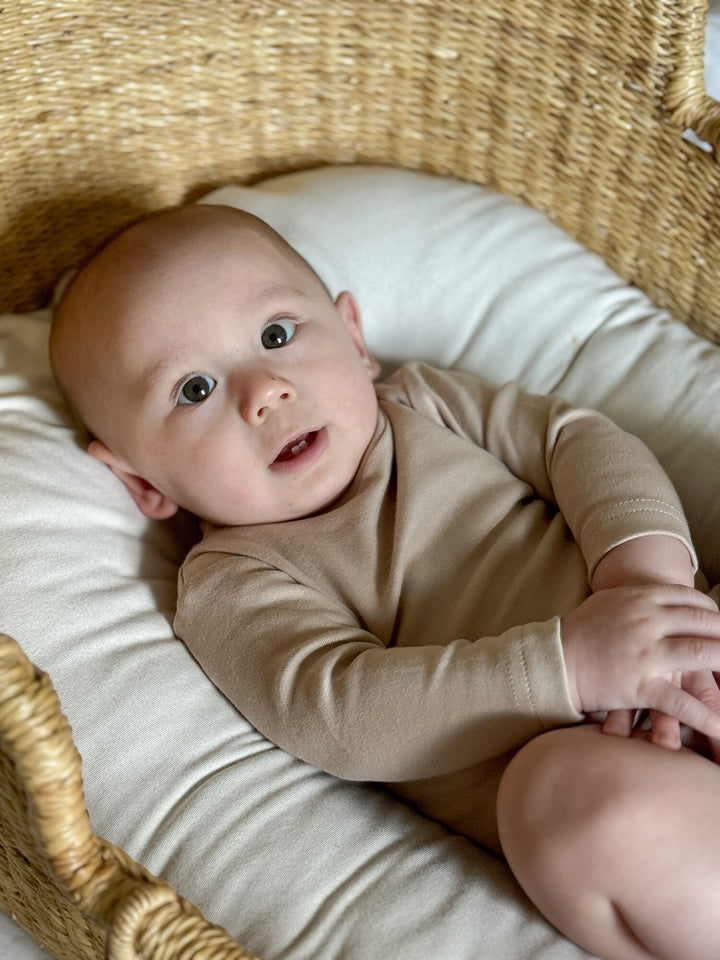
[262,318,297,349]
[177,374,217,405]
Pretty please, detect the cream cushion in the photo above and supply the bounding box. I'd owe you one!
[3,164,720,960]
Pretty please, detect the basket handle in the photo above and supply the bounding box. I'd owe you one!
[0,633,257,959]
[665,0,720,152]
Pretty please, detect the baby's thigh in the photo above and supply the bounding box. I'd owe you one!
[497,724,720,960]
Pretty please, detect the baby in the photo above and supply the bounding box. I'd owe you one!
[51,202,720,960]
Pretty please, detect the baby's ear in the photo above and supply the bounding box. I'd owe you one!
[88,440,179,519]
[335,291,381,380]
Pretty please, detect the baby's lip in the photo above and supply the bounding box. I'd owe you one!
[270,428,326,470]
[273,430,317,463]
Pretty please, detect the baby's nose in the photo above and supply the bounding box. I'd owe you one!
[242,372,296,424]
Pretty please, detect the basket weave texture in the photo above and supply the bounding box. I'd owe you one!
[3,0,720,341]
[2,1,720,958]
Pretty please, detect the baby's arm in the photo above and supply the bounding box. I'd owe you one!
[177,549,720,786]
[176,553,583,783]
[444,369,720,748]
[590,533,695,592]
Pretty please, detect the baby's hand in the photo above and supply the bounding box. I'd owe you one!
[561,584,720,742]
[590,535,700,749]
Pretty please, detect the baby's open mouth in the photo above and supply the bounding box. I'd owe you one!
[273,431,319,463]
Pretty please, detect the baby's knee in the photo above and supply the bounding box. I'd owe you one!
[496,726,648,884]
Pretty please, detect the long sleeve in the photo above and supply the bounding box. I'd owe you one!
[177,551,579,781]
[387,363,695,577]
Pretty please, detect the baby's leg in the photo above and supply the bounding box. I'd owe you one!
[497,725,720,960]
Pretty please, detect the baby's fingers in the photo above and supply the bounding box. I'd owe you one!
[661,585,720,612]
[665,629,720,672]
[646,671,683,750]
[644,675,720,742]
[602,709,633,738]
[665,602,720,646]
[647,713,682,750]
[683,671,720,763]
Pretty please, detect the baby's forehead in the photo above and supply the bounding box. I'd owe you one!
[66,209,267,322]
[58,204,320,353]
[102,206,266,273]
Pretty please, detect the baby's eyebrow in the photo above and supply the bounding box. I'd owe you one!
[138,355,188,404]
[254,285,312,310]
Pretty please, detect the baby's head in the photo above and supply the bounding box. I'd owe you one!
[50,204,380,526]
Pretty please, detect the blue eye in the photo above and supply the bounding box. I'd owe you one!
[262,318,297,349]
[178,374,216,405]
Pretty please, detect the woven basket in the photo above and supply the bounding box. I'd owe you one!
[2,1,720,957]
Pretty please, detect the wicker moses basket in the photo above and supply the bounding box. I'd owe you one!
[3,1,720,958]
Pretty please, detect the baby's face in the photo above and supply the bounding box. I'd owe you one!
[56,208,380,526]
